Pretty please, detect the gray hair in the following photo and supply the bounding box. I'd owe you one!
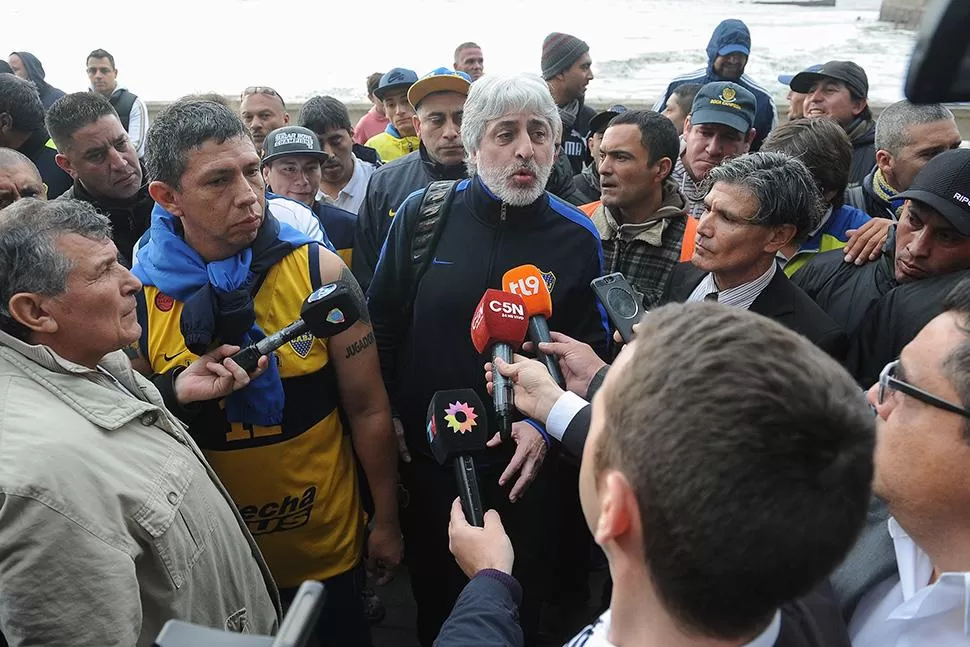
[145,99,251,189]
[0,147,41,181]
[0,198,112,340]
[875,100,955,156]
[460,73,562,174]
[706,152,824,243]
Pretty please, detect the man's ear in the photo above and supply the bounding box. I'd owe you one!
[655,157,673,183]
[412,114,422,139]
[283,112,290,125]
[744,127,757,150]
[148,180,182,217]
[261,166,272,191]
[7,292,58,335]
[54,152,79,180]
[875,149,894,176]
[593,470,634,546]
[765,223,798,253]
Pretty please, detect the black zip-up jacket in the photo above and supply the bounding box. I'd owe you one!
[352,144,466,292]
[367,176,610,460]
[59,166,153,267]
[790,230,898,337]
[352,144,583,291]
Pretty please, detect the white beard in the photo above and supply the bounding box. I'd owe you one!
[477,158,553,206]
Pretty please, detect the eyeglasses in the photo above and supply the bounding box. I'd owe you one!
[240,86,286,108]
[877,359,970,418]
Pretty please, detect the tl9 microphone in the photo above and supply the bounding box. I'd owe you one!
[427,389,489,527]
[231,281,361,373]
[470,289,528,443]
[502,264,564,388]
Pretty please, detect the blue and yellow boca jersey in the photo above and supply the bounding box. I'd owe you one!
[138,245,363,587]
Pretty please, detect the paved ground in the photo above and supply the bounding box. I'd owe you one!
[371,566,610,647]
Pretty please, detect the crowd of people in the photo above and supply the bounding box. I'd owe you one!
[0,18,969,647]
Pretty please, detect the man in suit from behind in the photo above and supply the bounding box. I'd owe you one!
[663,151,847,360]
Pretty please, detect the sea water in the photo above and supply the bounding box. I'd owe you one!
[6,0,916,104]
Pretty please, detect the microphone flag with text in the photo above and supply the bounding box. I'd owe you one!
[427,389,489,527]
[502,264,564,387]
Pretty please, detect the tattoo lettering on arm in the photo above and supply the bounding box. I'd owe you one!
[345,331,376,359]
[339,265,371,325]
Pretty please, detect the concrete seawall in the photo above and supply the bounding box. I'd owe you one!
[879,0,928,28]
[146,100,970,139]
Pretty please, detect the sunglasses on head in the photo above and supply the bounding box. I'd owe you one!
[241,86,285,108]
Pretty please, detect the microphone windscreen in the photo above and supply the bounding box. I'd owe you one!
[502,264,553,319]
[470,289,529,354]
[426,389,490,465]
[301,281,360,338]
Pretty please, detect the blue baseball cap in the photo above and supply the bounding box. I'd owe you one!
[717,43,750,57]
[778,63,823,86]
[374,67,419,101]
[408,68,472,109]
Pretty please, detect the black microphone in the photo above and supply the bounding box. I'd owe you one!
[231,281,360,373]
[502,264,565,387]
[470,289,529,443]
[427,389,490,527]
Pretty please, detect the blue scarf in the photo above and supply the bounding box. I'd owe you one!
[133,203,313,426]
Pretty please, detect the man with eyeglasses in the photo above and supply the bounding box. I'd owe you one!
[85,49,149,157]
[835,278,970,646]
[240,86,290,155]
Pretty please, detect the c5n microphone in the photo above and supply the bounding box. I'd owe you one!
[231,281,360,373]
[470,289,528,443]
[427,389,489,527]
[502,264,564,388]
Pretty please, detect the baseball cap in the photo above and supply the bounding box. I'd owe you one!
[777,63,823,86]
[789,60,869,98]
[895,149,970,236]
[260,126,328,168]
[689,82,756,134]
[717,43,750,57]
[374,67,419,101]
[587,104,628,137]
[408,68,472,109]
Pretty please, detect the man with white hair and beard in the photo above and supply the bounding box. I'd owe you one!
[367,72,610,646]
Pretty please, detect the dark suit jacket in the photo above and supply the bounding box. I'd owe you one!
[662,263,848,362]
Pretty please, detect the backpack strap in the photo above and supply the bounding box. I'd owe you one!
[406,179,459,308]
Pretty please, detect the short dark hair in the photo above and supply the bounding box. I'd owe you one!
[46,92,119,151]
[671,83,702,114]
[762,117,852,209]
[706,151,824,242]
[299,96,352,135]
[607,110,687,181]
[0,74,44,133]
[145,99,250,189]
[178,92,231,108]
[86,49,116,69]
[597,302,873,639]
[454,42,481,62]
[366,72,383,97]
[942,278,970,440]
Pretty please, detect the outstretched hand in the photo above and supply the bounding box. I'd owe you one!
[173,344,268,406]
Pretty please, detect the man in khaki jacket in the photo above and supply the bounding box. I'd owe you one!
[0,198,279,646]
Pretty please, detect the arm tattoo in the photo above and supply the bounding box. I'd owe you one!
[340,265,371,325]
[344,331,375,359]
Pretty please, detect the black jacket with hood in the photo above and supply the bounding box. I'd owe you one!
[12,52,65,110]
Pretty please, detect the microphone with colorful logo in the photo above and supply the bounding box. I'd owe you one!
[470,288,529,443]
[427,389,489,527]
[231,281,360,373]
[502,264,564,388]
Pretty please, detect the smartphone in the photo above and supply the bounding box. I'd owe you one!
[590,273,644,343]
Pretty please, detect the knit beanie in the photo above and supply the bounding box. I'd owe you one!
[541,33,590,80]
